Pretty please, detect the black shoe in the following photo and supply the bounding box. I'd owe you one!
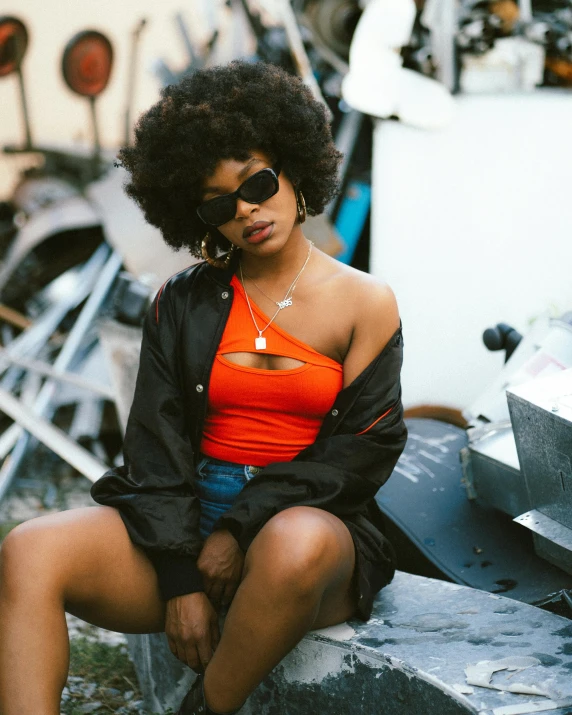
[177,675,206,715]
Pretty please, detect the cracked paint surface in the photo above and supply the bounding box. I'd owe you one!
[241,572,572,715]
[129,572,572,715]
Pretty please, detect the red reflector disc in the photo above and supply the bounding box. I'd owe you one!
[62,30,113,97]
[0,16,29,78]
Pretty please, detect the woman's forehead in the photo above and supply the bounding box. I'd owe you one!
[201,151,271,191]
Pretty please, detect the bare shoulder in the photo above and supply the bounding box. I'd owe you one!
[327,260,399,338]
[347,266,397,313]
[321,259,400,384]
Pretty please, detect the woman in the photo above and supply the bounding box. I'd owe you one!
[0,61,407,715]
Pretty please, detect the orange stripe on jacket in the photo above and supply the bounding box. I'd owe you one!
[155,282,167,324]
[356,405,394,436]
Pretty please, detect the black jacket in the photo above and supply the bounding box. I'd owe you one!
[91,259,407,620]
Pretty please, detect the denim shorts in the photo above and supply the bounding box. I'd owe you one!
[195,455,262,540]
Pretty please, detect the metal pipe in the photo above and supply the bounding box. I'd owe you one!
[325,109,364,218]
[0,350,114,399]
[0,245,110,389]
[89,96,101,178]
[124,18,147,146]
[277,0,333,121]
[518,0,532,24]
[175,13,198,67]
[16,67,33,149]
[0,248,120,499]
[0,386,107,483]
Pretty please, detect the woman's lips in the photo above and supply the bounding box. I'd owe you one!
[243,222,274,244]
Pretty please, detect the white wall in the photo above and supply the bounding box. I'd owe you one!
[371,90,572,410]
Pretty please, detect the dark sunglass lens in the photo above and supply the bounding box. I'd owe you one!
[240,170,278,203]
[199,196,236,226]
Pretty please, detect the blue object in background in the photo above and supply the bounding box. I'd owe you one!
[334,180,371,265]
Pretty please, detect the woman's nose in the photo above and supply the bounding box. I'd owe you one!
[235,197,258,219]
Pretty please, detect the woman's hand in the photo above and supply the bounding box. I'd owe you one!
[197,529,244,606]
[165,592,219,672]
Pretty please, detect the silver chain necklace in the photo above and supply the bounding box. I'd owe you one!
[239,241,313,350]
[242,272,295,310]
[241,240,313,310]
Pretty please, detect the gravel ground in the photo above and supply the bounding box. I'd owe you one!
[0,458,154,715]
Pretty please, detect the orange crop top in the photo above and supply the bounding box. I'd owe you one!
[200,276,343,466]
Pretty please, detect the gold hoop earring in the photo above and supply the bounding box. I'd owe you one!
[201,233,236,269]
[296,190,307,224]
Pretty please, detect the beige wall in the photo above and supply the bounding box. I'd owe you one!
[0,0,263,197]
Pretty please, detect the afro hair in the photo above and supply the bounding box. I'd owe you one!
[118,60,342,257]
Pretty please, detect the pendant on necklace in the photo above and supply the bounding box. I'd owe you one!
[277,297,293,310]
[255,336,267,350]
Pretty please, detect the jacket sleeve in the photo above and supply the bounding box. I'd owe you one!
[90,288,204,600]
[215,328,408,554]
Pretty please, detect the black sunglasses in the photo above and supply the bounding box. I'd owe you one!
[196,164,281,227]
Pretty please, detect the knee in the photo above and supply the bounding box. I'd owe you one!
[245,507,341,594]
[0,520,56,597]
[0,524,29,594]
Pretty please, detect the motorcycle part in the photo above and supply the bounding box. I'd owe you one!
[61,30,114,177]
[124,18,147,146]
[0,16,32,147]
[0,16,28,76]
[61,30,113,97]
[483,322,523,362]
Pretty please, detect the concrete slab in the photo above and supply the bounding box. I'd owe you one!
[128,571,572,714]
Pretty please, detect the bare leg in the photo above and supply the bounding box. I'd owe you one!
[1,505,357,715]
[203,506,357,713]
[0,507,165,715]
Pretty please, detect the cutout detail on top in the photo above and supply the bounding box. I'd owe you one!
[222,351,306,371]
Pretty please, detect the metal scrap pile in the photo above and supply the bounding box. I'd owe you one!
[0,18,169,510]
[456,0,572,86]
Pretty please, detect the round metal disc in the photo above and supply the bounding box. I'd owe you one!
[0,16,29,78]
[62,30,113,97]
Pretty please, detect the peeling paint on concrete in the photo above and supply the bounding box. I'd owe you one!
[310,622,356,641]
[490,700,560,715]
[274,641,357,686]
[396,613,470,632]
[464,656,554,698]
[454,684,475,695]
[128,572,572,715]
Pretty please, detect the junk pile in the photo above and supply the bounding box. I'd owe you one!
[2,6,572,714]
[453,0,572,91]
[0,16,196,509]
